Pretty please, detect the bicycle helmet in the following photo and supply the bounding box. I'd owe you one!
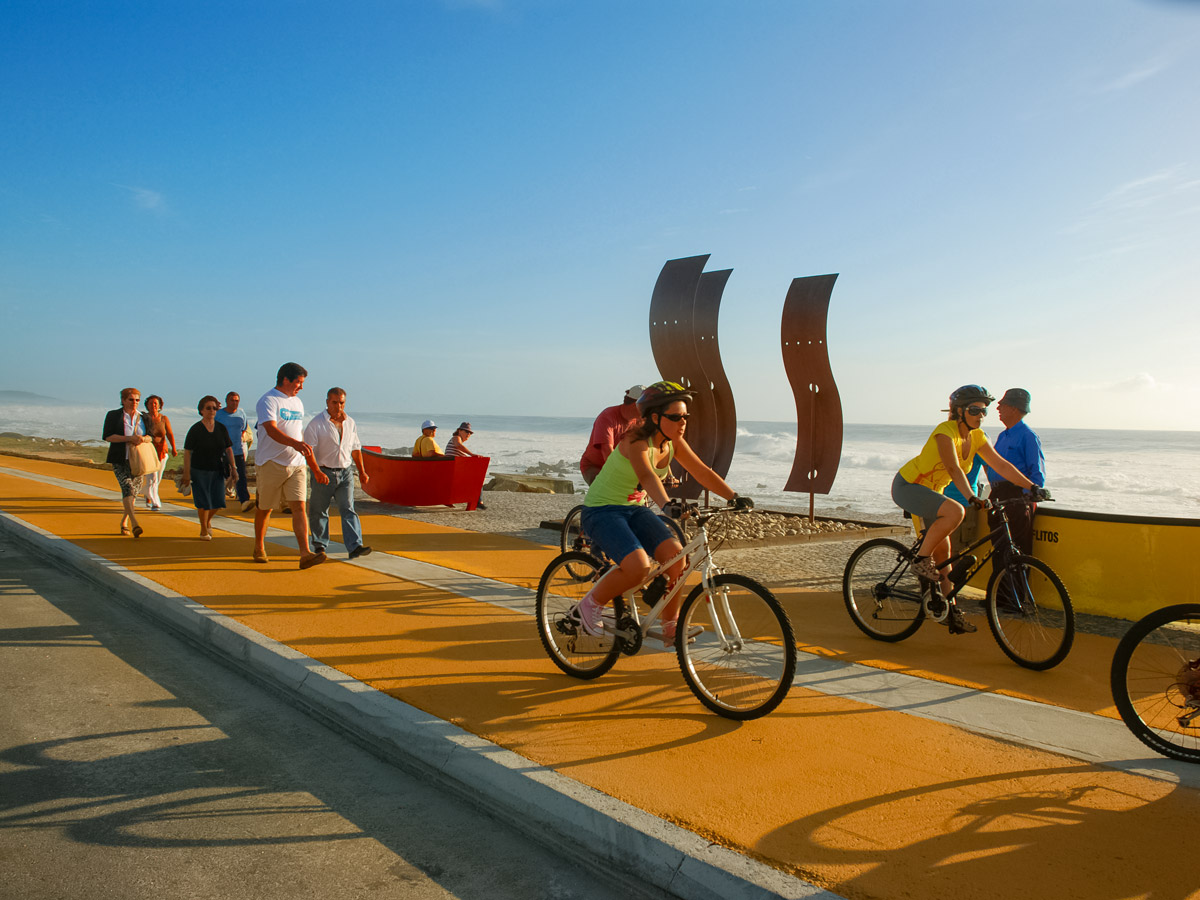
[948,384,995,410]
[636,380,693,416]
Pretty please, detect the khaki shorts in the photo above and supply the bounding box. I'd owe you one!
[256,461,306,511]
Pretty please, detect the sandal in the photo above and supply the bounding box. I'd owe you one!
[132,526,144,539]
[120,526,132,536]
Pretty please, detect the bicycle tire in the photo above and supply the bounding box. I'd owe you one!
[1111,603,1200,763]
[536,551,625,679]
[985,555,1074,670]
[676,574,796,720]
[659,513,686,546]
[560,504,587,556]
[842,538,926,642]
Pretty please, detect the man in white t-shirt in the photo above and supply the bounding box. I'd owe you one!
[252,362,329,568]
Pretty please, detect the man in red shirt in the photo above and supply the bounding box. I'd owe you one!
[578,385,644,484]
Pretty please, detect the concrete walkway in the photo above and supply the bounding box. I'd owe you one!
[2,454,1198,900]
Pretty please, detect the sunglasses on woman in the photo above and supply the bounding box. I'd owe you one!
[660,413,690,422]
[966,406,988,416]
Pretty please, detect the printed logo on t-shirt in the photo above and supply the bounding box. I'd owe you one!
[278,409,303,421]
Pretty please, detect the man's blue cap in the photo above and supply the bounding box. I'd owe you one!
[1000,388,1031,414]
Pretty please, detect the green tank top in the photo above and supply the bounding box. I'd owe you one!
[584,440,675,507]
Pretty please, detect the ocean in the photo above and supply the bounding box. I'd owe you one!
[1,401,1196,522]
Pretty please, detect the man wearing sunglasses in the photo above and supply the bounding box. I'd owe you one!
[984,389,1046,587]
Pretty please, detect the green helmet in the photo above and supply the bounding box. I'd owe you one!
[637,380,693,416]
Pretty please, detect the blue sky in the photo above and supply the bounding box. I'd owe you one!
[2,0,1198,430]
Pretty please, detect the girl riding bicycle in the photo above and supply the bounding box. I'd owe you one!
[892,384,1037,631]
[574,380,752,645]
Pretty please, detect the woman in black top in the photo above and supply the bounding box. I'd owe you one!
[181,395,238,540]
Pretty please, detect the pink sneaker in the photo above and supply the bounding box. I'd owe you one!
[573,593,604,636]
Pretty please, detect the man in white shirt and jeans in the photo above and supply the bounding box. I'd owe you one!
[253,362,329,568]
[303,387,372,559]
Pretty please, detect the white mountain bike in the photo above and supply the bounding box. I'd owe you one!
[536,505,796,720]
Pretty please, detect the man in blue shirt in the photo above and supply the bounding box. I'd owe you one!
[984,388,1046,587]
[214,391,254,512]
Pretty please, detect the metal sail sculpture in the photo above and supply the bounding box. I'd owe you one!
[781,274,843,519]
[648,255,737,500]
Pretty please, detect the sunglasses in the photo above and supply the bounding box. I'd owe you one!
[660,413,690,422]
[204,405,220,411]
[966,406,988,417]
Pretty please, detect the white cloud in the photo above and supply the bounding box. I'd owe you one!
[1074,372,1173,393]
[115,184,167,213]
[1098,54,1171,94]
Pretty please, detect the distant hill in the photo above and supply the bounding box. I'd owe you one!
[0,390,63,403]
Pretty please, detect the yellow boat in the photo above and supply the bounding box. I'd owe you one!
[944,507,1200,620]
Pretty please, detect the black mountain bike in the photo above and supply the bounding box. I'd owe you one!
[1111,604,1200,763]
[842,490,1074,670]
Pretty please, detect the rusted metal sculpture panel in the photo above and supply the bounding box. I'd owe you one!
[693,268,736,485]
[648,255,734,499]
[781,273,843,496]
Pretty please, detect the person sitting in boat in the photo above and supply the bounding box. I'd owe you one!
[573,381,752,648]
[412,420,447,458]
[891,384,1038,634]
[444,422,479,458]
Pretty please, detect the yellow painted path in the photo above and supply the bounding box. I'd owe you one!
[2,454,1196,900]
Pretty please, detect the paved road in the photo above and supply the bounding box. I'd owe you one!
[0,533,642,900]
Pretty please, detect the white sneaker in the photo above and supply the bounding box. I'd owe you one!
[572,593,604,636]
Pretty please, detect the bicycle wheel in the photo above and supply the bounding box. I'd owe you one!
[676,574,796,720]
[985,555,1074,670]
[1111,604,1200,763]
[842,538,926,642]
[536,551,625,679]
[560,504,586,555]
[658,513,686,546]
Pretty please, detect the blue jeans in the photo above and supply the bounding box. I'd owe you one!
[232,454,250,503]
[308,466,364,553]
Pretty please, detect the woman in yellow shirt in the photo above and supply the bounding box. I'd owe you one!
[893,385,1035,631]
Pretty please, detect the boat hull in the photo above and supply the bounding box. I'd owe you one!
[948,506,1200,620]
[361,447,490,510]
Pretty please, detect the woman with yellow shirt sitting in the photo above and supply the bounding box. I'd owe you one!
[892,385,1036,633]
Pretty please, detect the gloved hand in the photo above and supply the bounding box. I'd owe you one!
[663,499,685,519]
[1029,486,1052,502]
[968,495,986,510]
[730,495,754,511]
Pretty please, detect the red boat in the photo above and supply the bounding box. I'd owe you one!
[360,446,490,510]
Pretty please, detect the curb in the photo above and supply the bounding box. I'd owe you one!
[0,511,839,900]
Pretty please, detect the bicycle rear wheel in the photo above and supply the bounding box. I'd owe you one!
[676,574,796,720]
[560,504,586,555]
[536,551,625,679]
[842,538,926,642]
[985,555,1074,670]
[1111,604,1200,763]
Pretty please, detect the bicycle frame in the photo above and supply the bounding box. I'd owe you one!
[596,510,743,647]
[912,498,1027,606]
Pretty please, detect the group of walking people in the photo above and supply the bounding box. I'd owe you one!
[102,363,375,569]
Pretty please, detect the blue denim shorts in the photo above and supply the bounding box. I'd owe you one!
[891,471,952,522]
[580,504,675,563]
